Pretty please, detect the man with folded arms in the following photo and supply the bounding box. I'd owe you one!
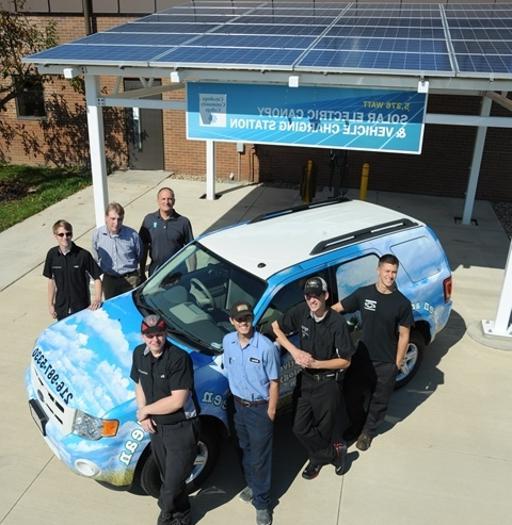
[223,302,280,525]
[92,202,142,299]
[272,277,354,480]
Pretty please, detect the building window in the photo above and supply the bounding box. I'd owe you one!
[16,78,46,118]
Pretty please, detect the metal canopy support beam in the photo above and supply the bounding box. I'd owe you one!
[84,75,108,227]
[206,140,216,200]
[462,96,492,225]
[482,239,512,339]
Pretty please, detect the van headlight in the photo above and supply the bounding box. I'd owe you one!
[72,410,119,440]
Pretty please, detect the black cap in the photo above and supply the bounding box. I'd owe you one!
[304,276,328,296]
[229,301,253,319]
[141,314,167,335]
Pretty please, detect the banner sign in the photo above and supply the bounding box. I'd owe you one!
[186,82,427,154]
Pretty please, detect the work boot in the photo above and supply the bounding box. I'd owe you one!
[256,508,273,525]
[173,509,191,525]
[157,511,174,525]
[301,460,322,480]
[333,441,347,475]
[238,486,253,503]
[356,433,373,451]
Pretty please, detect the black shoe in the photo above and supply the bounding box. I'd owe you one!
[301,461,322,480]
[157,511,174,525]
[356,433,372,451]
[333,442,347,475]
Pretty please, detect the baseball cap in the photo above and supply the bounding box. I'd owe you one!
[304,276,328,296]
[229,301,253,319]
[141,314,167,335]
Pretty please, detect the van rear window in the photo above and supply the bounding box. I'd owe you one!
[391,236,443,282]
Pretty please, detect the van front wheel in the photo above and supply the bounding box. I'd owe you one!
[137,419,221,498]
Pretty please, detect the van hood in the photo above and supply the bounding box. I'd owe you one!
[33,293,144,417]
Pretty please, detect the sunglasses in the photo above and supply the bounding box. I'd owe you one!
[234,315,253,323]
[144,332,165,339]
[56,232,72,238]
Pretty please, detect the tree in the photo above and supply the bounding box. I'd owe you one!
[0,0,57,111]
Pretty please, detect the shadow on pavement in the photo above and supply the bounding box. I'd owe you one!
[383,309,466,434]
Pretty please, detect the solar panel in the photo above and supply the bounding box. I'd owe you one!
[445,4,512,76]
[24,2,512,79]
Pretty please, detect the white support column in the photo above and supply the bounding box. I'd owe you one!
[462,96,492,225]
[84,75,109,227]
[482,239,512,339]
[206,140,216,200]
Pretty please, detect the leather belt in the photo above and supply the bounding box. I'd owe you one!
[233,395,268,407]
[303,370,338,382]
[105,270,138,279]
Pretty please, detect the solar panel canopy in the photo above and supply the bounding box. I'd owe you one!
[25,1,512,80]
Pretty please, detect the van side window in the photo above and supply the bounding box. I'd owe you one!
[258,271,329,339]
[391,236,443,282]
[336,254,379,301]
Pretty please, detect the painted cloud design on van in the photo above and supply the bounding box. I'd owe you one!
[37,306,139,415]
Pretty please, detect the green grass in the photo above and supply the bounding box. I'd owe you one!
[0,164,91,232]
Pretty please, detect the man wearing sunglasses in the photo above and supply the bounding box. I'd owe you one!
[131,314,199,525]
[43,219,102,320]
[223,302,280,525]
[272,277,354,480]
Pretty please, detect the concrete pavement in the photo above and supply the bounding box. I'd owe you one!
[1,169,511,525]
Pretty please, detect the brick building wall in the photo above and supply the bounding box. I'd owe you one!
[1,4,511,202]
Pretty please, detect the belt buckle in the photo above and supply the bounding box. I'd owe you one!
[241,399,252,407]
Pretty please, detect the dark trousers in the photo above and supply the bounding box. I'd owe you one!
[103,272,140,299]
[56,303,87,321]
[344,349,397,439]
[233,401,273,510]
[293,373,347,465]
[151,418,199,518]
[363,361,398,437]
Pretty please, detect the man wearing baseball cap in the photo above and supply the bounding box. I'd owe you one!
[272,276,354,480]
[130,314,199,525]
[223,301,280,525]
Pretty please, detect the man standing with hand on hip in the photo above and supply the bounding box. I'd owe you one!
[223,301,280,525]
[131,314,199,525]
[332,254,413,451]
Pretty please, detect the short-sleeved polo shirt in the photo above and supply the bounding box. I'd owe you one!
[279,303,354,371]
[130,342,198,425]
[223,331,280,402]
[139,210,193,273]
[43,243,102,316]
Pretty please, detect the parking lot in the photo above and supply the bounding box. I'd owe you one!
[1,170,511,525]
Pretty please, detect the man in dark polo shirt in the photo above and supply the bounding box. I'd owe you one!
[131,314,199,525]
[139,187,194,277]
[272,277,354,480]
[43,219,102,321]
[332,253,413,451]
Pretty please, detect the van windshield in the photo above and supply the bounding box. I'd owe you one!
[136,242,267,353]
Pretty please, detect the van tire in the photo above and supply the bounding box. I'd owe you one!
[395,331,424,389]
[136,419,221,498]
